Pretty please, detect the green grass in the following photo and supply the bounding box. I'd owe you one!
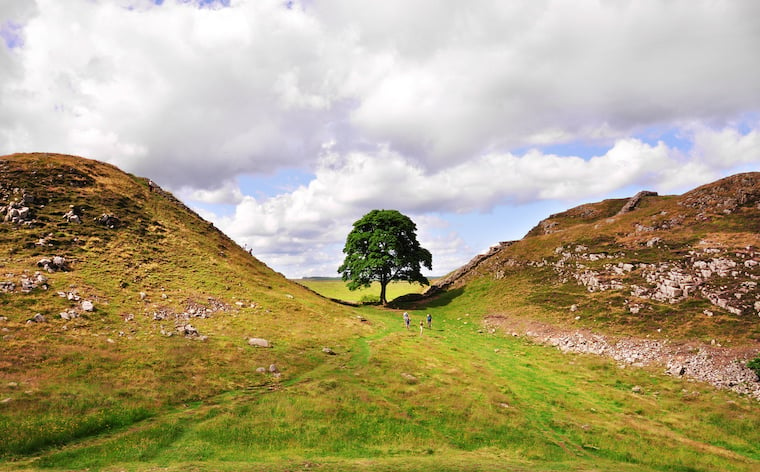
[8,286,760,471]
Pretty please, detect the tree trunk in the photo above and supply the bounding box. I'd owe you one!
[380,281,388,305]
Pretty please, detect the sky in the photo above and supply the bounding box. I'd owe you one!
[1,0,759,278]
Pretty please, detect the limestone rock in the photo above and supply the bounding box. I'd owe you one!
[248,337,272,348]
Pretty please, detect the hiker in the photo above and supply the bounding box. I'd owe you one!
[403,312,410,329]
[419,320,424,336]
[426,313,432,329]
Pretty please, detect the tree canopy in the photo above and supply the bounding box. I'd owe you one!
[338,209,433,305]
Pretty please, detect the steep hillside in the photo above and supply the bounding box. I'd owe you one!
[428,173,760,395]
[0,153,367,457]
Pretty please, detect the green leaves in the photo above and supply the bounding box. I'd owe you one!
[338,209,432,304]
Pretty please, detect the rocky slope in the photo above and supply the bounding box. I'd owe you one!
[429,172,760,397]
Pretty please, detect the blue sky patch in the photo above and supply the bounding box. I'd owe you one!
[238,168,314,199]
[0,21,24,49]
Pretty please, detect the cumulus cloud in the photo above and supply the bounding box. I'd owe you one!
[2,0,759,184]
[202,122,759,276]
[187,180,244,205]
[2,0,759,276]
[1,0,351,187]
[335,0,760,167]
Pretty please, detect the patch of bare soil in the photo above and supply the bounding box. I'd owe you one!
[485,314,760,400]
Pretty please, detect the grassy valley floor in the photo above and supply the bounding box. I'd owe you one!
[7,285,759,471]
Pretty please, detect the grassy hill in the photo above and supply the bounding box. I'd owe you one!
[0,153,368,464]
[1,154,758,471]
[430,175,760,345]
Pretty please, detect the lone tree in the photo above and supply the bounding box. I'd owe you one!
[338,209,433,305]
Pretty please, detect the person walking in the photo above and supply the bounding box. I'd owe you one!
[419,320,424,336]
[403,312,410,329]
[426,313,432,329]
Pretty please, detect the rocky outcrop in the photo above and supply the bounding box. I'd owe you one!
[542,244,759,316]
[679,173,760,214]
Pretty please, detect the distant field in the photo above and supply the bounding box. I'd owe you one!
[295,277,435,303]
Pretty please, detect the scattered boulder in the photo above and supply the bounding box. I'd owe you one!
[18,277,34,292]
[401,372,418,384]
[322,347,336,355]
[1,200,34,225]
[81,300,94,312]
[28,313,46,323]
[62,206,82,224]
[179,324,198,336]
[60,310,79,321]
[268,364,279,373]
[645,237,662,247]
[248,337,272,348]
[667,363,686,376]
[95,213,120,228]
[37,256,68,272]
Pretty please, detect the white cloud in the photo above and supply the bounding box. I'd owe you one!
[2,0,759,185]
[334,0,760,167]
[2,0,759,277]
[186,180,244,205]
[1,0,351,187]
[689,122,760,168]
[199,122,759,276]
